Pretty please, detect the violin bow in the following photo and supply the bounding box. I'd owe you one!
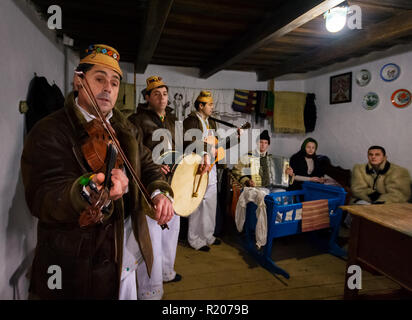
[75,71,169,229]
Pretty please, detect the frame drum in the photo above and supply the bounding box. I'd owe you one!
[157,151,208,217]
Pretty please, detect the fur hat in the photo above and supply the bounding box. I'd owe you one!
[259,130,270,144]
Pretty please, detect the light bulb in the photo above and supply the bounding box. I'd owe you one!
[324,7,348,33]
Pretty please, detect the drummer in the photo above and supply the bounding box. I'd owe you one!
[128,76,181,300]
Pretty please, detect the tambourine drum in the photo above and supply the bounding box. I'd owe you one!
[157,151,208,217]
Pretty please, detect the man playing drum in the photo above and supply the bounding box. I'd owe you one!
[128,76,181,300]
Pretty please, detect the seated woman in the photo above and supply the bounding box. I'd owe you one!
[288,137,328,191]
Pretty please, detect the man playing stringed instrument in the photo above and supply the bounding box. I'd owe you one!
[183,90,245,251]
[21,44,174,299]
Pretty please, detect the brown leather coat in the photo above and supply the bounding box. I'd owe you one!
[21,92,172,299]
[129,104,177,152]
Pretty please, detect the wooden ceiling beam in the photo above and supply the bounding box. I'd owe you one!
[353,0,412,10]
[157,38,221,51]
[198,0,346,78]
[257,10,412,81]
[166,13,245,31]
[135,0,174,73]
[172,0,266,18]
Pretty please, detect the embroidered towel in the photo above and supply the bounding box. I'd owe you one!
[273,91,306,133]
[301,199,330,232]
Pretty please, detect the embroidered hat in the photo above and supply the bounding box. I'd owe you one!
[80,44,123,78]
[145,76,167,92]
[196,90,213,103]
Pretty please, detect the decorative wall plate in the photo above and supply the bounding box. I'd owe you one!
[362,92,379,110]
[380,63,400,82]
[355,69,371,86]
[391,89,411,108]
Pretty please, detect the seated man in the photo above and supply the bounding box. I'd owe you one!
[351,145,411,205]
[232,130,291,192]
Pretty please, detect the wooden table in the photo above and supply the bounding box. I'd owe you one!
[341,203,412,299]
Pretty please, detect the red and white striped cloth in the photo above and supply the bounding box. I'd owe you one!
[301,199,330,232]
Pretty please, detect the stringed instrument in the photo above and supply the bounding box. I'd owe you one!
[204,118,251,164]
[75,71,169,229]
[193,119,251,197]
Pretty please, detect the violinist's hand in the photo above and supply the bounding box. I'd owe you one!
[237,128,245,137]
[197,153,211,175]
[152,194,174,225]
[161,164,170,175]
[89,169,129,201]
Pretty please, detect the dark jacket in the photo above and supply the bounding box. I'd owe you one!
[183,111,217,153]
[129,103,177,152]
[25,75,65,133]
[288,151,327,190]
[21,92,172,299]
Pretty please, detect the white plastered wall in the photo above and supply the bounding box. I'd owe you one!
[273,48,412,174]
[0,0,78,299]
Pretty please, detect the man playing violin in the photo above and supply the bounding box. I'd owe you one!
[21,44,174,299]
[128,76,182,300]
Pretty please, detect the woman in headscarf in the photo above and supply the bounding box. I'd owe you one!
[288,137,328,190]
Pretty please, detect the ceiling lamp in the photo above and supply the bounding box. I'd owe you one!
[324,3,349,33]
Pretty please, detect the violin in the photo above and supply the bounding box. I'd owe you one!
[75,71,168,229]
[81,119,124,173]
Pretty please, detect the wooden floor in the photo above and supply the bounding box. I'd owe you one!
[163,226,400,300]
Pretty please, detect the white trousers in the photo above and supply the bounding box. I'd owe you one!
[119,270,137,300]
[136,214,180,300]
[119,216,142,300]
[188,183,218,250]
